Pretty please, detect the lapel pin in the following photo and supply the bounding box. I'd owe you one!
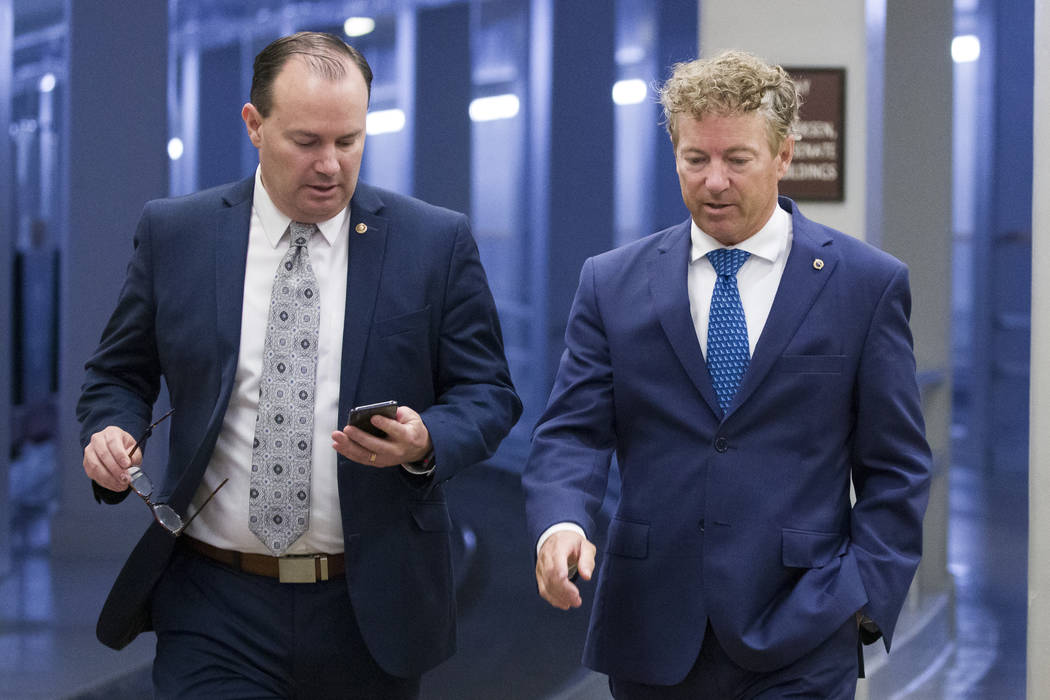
[813,258,824,270]
[355,223,368,234]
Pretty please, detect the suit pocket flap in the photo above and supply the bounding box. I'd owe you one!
[410,501,452,532]
[606,518,649,559]
[375,306,431,337]
[782,528,848,568]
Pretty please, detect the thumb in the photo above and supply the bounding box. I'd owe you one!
[122,429,144,466]
[576,539,597,580]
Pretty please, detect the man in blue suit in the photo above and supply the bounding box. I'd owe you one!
[78,32,520,698]
[523,50,931,698]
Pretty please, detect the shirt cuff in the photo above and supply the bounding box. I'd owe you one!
[400,450,435,476]
[536,522,586,556]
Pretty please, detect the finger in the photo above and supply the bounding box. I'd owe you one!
[395,405,422,422]
[535,561,566,609]
[345,421,423,464]
[331,429,355,457]
[123,431,144,466]
[87,432,130,485]
[381,407,431,462]
[540,573,582,610]
[83,445,128,492]
[537,543,583,609]
[577,539,597,581]
[369,413,406,441]
[104,429,133,469]
[342,425,387,452]
[331,429,396,468]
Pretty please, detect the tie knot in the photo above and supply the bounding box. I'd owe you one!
[288,221,318,248]
[707,248,750,277]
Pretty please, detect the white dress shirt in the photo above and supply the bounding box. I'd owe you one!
[537,204,793,555]
[186,168,350,554]
[687,203,792,357]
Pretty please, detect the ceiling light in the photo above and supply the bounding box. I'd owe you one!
[344,17,376,38]
[469,94,520,122]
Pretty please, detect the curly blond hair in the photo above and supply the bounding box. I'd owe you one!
[658,50,801,153]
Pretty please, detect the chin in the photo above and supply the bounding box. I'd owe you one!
[299,201,344,222]
[706,228,744,246]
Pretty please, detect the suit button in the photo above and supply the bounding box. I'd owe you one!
[698,519,705,533]
[715,436,729,453]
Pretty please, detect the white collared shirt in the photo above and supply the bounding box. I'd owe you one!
[186,167,350,554]
[688,203,793,357]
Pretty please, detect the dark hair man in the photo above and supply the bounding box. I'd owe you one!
[79,31,520,698]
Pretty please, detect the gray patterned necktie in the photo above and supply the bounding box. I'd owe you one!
[249,221,320,555]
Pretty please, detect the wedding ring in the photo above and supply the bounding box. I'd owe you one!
[369,452,377,464]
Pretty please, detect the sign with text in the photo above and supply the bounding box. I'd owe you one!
[781,67,845,201]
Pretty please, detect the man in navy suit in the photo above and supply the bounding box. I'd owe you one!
[523,50,931,698]
[78,32,520,698]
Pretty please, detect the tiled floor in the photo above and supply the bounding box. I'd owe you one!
[0,457,1029,699]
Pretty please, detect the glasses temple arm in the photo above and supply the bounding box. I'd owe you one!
[127,407,175,459]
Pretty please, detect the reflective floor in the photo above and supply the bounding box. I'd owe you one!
[0,509,155,699]
[0,454,1028,699]
[901,460,1027,699]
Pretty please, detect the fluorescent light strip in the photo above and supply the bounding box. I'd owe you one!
[366,108,406,135]
[952,35,980,63]
[469,94,520,122]
[612,79,647,105]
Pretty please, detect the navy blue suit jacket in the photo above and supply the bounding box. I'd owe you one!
[77,177,521,677]
[523,198,931,684]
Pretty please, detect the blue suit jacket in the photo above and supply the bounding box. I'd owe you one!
[77,177,521,677]
[523,198,931,684]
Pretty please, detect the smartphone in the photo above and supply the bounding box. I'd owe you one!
[348,400,398,438]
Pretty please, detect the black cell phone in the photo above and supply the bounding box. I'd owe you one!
[348,400,398,438]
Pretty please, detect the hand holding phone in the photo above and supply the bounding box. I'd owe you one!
[347,400,398,438]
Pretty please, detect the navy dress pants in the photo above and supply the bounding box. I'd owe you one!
[609,618,859,700]
[150,545,420,699]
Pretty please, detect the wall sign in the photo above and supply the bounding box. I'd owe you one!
[780,67,846,201]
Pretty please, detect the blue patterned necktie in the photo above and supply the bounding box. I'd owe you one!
[706,248,751,415]
[249,222,320,555]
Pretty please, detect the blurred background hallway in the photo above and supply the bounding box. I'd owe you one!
[2,0,1045,697]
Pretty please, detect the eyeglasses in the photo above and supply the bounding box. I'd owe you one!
[126,408,227,535]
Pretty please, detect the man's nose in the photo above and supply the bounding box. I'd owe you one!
[315,146,339,175]
[705,162,730,192]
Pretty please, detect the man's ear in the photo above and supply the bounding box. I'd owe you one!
[775,136,795,180]
[242,103,263,147]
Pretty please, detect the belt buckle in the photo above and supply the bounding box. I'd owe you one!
[278,555,328,583]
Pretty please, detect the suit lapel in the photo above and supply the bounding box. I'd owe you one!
[215,179,254,378]
[172,178,253,510]
[338,183,388,413]
[648,221,722,418]
[731,199,837,412]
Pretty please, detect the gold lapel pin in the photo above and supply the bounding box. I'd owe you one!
[813,258,824,270]
[355,223,368,234]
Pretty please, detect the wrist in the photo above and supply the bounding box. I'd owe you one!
[401,450,435,476]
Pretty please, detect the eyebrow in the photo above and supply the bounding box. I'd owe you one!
[287,129,362,140]
[680,144,759,156]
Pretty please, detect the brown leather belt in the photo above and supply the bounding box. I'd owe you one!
[182,536,345,583]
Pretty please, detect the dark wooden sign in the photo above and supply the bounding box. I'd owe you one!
[780,67,846,201]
